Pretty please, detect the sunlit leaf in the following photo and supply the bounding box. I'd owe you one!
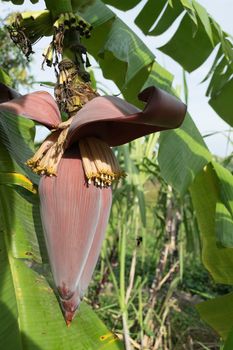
[0,172,36,193]
[142,61,174,93]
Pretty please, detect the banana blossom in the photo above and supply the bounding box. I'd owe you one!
[0,83,186,324]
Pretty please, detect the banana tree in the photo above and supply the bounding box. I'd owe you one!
[1,0,233,348]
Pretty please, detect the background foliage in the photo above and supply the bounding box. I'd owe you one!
[0,20,33,88]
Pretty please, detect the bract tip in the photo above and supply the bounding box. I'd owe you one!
[63,308,76,327]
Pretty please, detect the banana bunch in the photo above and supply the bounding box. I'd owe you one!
[7,9,92,64]
[7,7,95,111]
[53,12,92,40]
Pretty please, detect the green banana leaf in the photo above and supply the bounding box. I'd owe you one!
[0,67,12,86]
[159,13,214,72]
[138,0,184,37]
[192,163,233,341]
[0,110,39,184]
[0,111,124,350]
[224,329,233,350]
[190,164,233,285]
[0,172,36,193]
[158,113,212,195]
[197,292,233,340]
[132,0,233,126]
[212,162,233,247]
[209,79,233,127]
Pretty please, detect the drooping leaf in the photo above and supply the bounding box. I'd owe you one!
[145,1,184,37]
[209,78,233,127]
[0,67,12,87]
[192,1,214,45]
[197,292,233,340]
[0,231,23,349]
[0,111,39,184]
[0,172,36,193]
[212,161,233,247]
[133,0,233,126]
[134,0,170,36]
[180,0,197,25]
[190,164,233,285]
[216,202,233,248]
[159,13,214,72]
[224,329,233,350]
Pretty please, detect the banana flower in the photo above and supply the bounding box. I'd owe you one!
[0,83,186,324]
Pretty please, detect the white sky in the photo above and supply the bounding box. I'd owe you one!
[1,0,232,157]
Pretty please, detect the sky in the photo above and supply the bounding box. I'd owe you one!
[1,0,232,157]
